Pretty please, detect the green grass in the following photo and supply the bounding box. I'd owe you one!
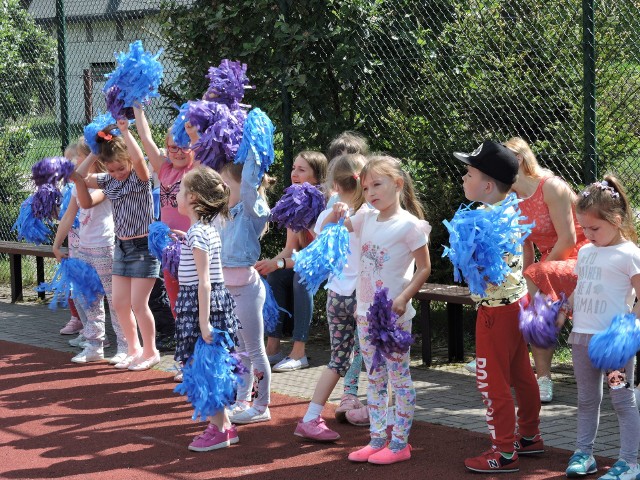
[0,256,58,286]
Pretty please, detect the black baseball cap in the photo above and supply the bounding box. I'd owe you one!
[453,140,519,185]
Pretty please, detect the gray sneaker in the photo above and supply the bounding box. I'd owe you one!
[68,333,86,347]
[538,376,553,403]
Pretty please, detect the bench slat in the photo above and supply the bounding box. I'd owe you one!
[0,241,56,257]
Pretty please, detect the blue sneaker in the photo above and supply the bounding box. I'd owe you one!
[566,451,598,478]
[598,460,640,480]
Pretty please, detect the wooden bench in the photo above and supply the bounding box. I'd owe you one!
[0,241,66,303]
[414,283,474,367]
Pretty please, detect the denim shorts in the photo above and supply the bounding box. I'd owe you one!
[112,237,160,278]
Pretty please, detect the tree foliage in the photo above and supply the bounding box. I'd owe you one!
[0,0,55,123]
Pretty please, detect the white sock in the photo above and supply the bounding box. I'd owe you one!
[303,402,324,423]
[387,406,396,426]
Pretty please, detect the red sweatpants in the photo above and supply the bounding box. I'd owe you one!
[475,300,541,452]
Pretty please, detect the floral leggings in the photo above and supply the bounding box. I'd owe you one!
[73,245,126,351]
[357,313,415,444]
[326,290,358,377]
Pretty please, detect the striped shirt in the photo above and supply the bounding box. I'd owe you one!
[179,221,224,286]
[97,169,154,239]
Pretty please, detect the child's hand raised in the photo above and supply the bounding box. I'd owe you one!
[116,118,129,132]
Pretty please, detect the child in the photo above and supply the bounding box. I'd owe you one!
[174,167,239,451]
[326,155,431,464]
[452,140,541,473]
[58,143,82,337]
[134,106,199,318]
[294,153,367,441]
[58,140,127,363]
[557,176,640,479]
[75,119,160,371]
[219,159,275,424]
[255,151,328,372]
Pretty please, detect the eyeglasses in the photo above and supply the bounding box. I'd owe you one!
[167,145,192,154]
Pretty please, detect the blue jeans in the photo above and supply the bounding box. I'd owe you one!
[267,268,313,342]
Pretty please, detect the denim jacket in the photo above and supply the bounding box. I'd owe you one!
[219,154,270,267]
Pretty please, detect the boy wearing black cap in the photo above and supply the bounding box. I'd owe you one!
[453,140,542,474]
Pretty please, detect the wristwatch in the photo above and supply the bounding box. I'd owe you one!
[276,259,286,270]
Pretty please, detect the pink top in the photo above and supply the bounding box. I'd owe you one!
[158,160,193,232]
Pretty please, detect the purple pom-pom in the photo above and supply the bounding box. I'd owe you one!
[31,184,62,221]
[32,157,74,186]
[174,329,244,421]
[162,238,181,279]
[105,85,135,120]
[367,287,414,373]
[588,313,640,370]
[204,59,253,107]
[270,182,326,232]
[12,196,53,244]
[103,40,163,107]
[192,105,246,170]
[519,292,564,348]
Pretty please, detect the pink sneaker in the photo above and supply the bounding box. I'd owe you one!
[348,444,386,462]
[188,424,231,452]
[60,316,82,335]
[335,394,364,423]
[346,405,370,426]
[368,444,412,464]
[227,425,239,445]
[294,416,341,442]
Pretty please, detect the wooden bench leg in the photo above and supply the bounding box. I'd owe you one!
[419,300,432,367]
[9,253,23,303]
[36,256,45,300]
[447,303,464,362]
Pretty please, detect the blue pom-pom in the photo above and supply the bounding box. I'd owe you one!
[269,182,326,232]
[261,277,290,334]
[292,219,350,294]
[148,221,171,259]
[588,313,640,370]
[519,292,564,348]
[103,40,163,108]
[234,108,275,182]
[171,102,191,148]
[367,287,414,373]
[36,258,105,310]
[442,192,534,297]
[12,196,53,244]
[59,184,80,229]
[84,111,117,154]
[174,330,243,421]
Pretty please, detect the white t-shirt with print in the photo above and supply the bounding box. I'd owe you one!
[350,208,431,318]
[572,241,640,334]
[314,206,364,297]
[72,185,115,248]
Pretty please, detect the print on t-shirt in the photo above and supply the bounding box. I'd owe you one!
[360,241,390,304]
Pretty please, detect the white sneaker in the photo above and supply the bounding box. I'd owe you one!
[267,351,285,366]
[634,387,640,408]
[68,334,86,347]
[230,406,271,424]
[79,338,111,349]
[71,346,104,363]
[465,359,477,374]
[227,402,250,416]
[272,356,309,372]
[538,376,553,403]
[108,351,128,365]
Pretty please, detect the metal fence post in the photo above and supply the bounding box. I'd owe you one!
[56,0,69,153]
[582,0,597,184]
